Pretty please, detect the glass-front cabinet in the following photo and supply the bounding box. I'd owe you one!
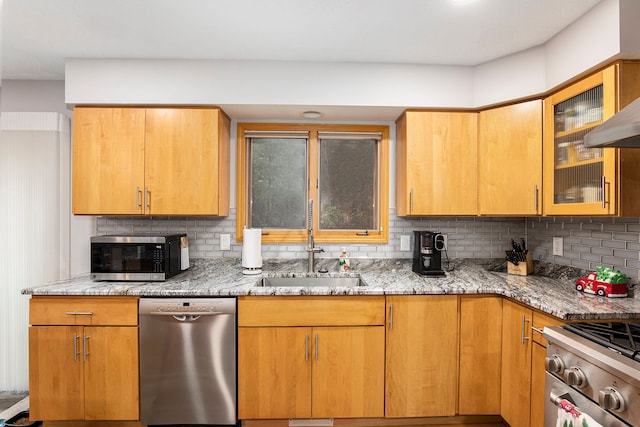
[544,62,640,216]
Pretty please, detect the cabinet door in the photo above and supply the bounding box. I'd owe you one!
[396,111,478,215]
[84,326,139,420]
[543,67,617,215]
[385,295,458,417]
[145,108,225,215]
[72,107,146,215]
[459,296,502,415]
[501,300,533,427]
[530,342,547,427]
[238,327,312,419]
[312,326,384,418]
[29,326,85,420]
[479,101,542,215]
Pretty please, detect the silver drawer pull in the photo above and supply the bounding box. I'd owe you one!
[66,311,93,316]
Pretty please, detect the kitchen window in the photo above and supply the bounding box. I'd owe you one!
[236,123,389,244]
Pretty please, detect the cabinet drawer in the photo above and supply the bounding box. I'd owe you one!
[238,296,385,326]
[30,296,139,326]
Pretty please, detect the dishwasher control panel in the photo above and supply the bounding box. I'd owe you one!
[139,298,236,315]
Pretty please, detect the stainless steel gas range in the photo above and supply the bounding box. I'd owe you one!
[543,322,640,427]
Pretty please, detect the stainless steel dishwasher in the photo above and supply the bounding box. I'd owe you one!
[139,298,237,426]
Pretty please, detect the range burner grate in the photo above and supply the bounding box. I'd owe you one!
[564,322,640,361]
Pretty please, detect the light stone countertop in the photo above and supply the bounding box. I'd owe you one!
[22,258,640,321]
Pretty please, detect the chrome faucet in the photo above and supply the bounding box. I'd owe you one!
[306,200,324,273]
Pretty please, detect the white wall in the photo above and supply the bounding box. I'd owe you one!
[1,80,69,116]
[619,0,640,58]
[64,1,640,112]
[545,0,622,90]
[1,80,95,276]
[65,59,475,111]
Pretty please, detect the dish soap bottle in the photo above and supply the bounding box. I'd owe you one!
[339,247,350,272]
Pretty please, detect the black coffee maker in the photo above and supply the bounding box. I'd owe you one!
[413,231,446,276]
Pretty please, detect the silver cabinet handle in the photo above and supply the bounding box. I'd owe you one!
[601,176,607,209]
[315,333,319,360]
[305,334,309,361]
[65,311,93,316]
[534,184,539,212]
[521,314,531,344]
[531,326,544,334]
[83,334,89,361]
[73,332,80,361]
[409,189,414,214]
[136,186,143,209]
[145,187,151,210]
[389,303,394,330]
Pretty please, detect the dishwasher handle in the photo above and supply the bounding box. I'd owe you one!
[148,311,225,322]
[149,311,224,316]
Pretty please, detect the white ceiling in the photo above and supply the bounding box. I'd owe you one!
[2,0,602,81]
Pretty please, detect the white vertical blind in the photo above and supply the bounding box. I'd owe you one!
[0,112,70,391]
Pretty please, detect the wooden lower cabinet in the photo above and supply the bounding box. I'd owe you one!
[530,312,564,427]
[237,296,385,420]
[29,297,139,421]
[459,296,502,415]
[312,326,385,418]
[501,300,565,427]
[501,300,533,427]
[530,342,547,427]
[385,295,458,417]
[237,327,311,419]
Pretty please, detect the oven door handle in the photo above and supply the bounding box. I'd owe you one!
[549,387,574,406]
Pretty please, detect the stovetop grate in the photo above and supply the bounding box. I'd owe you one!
[564,322,640,361]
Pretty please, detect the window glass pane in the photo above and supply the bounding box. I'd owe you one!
[250,138,307,229]
[319,138,376,230]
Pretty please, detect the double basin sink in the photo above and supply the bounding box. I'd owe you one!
[257,276,365,287]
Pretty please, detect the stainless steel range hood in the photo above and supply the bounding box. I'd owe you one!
[584,96,640,148]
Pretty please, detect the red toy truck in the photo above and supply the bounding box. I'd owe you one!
[575,269,628,298]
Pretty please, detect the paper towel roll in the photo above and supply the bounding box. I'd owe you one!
[242,228,262,274]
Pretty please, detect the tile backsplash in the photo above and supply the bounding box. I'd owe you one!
[96,211,640,280]
[528,217,640,280]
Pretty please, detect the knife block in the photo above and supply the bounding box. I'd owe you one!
[507,252,533,276]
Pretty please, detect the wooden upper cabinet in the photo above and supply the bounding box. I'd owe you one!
[543,61,640,216]
[145,108,230,215]
[72,107,230,216]
[396,111,478,216]
[72,108,146,215]
[478,100,542,215]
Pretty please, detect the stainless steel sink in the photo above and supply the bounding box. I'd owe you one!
[257,276,364,287]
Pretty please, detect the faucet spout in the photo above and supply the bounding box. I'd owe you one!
[306,200,323,273]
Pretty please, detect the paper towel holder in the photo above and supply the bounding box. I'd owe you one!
[242,227,263,275]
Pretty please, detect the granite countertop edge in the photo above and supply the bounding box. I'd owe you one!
[22,258,640,321]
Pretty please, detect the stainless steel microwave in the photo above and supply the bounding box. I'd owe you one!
[90,234,189,281]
